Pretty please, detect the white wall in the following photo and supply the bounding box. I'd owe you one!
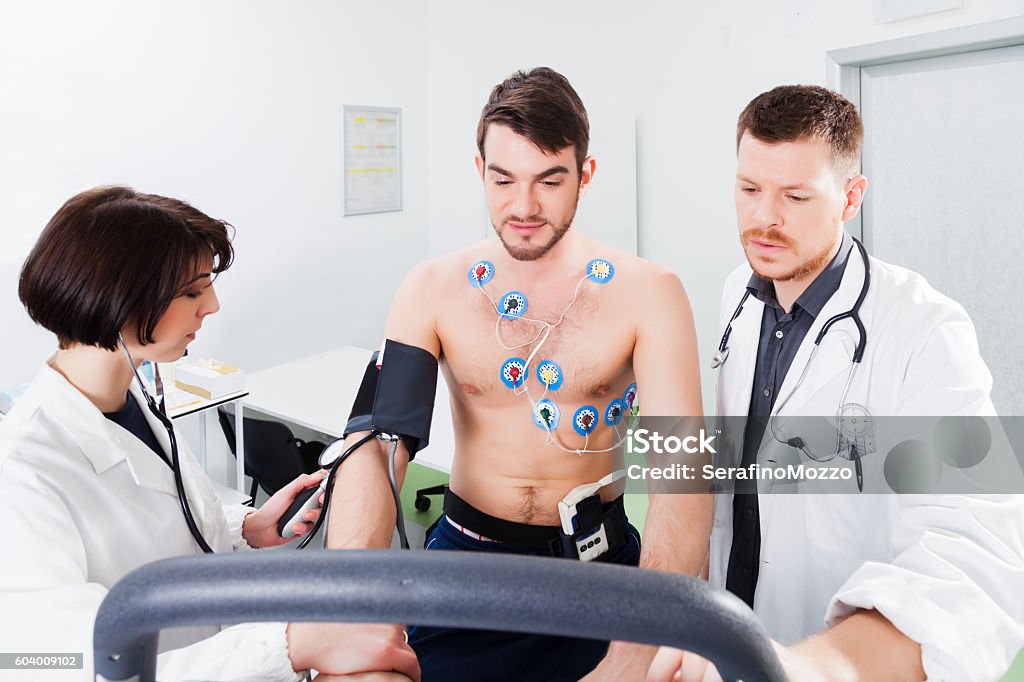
[424,0,1024,411]
[0,0,429,388]
[3,1,1022,410]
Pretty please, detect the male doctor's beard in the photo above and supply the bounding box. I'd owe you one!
[742,227,837,283]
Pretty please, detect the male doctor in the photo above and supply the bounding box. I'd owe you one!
[649,85,1024,681]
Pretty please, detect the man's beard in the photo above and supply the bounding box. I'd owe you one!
[743,227,836,282]
[494,206,577,262]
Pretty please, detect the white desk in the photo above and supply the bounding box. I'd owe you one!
[167,388,248,471]
[237,346,454,493]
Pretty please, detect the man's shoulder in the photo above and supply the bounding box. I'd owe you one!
[869,255,971,325]
[400,239,496,289]
[593,244,679,288]
[595,250,696,329]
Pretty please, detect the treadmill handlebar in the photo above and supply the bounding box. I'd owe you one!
[94,550,787,682]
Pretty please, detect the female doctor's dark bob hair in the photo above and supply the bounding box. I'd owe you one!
[19,186,234,351]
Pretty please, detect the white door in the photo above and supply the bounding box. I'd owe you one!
[859,43,1024,416]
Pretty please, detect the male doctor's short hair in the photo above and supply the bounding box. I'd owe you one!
[19,186,234,351]
[476,66,590,176]
[736,84,864,180]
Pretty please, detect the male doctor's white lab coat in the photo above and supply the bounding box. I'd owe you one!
[709,242,1024,681]
[0,362,302,681]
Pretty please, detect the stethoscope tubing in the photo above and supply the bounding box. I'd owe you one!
[120,338,215,554]
[712,237,871,463]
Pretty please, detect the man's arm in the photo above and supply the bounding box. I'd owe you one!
[788,610,923,681]
[648,610,921,682]
[651,311,1024,681]
[817,312,1021,681]
[631,270,712,575]
[586,269,714,680]
[327,262,441,550]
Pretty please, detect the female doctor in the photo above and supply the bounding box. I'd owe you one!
[0,187,419,681]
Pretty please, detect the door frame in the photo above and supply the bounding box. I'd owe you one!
[825,15,1024,244]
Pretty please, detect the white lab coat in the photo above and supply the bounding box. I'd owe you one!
[0,361,302,681]
[709,242,1024,681]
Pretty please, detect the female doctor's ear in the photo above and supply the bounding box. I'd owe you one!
[240,470,327,548]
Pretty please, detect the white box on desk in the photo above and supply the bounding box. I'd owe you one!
[174,360,245,400]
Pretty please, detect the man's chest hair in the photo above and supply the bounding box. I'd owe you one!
[438,289,635,399]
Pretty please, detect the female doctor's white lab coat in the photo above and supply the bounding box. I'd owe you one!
[0,361,303,681]
[710,243,1024,681]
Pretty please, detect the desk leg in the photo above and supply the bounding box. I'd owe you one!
[197,411,207,469]
[236,402,246,495]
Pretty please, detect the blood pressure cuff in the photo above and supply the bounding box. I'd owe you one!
[343,339,438,460]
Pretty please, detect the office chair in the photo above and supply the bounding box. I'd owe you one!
[216,407,324,503]
[414,484,446,512]
[412,484,448,546]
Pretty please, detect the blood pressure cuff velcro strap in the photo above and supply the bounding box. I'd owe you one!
[345,351,381,434]
[343,340,438,460]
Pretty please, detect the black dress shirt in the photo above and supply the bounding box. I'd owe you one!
[104,393,171,468]
[725,232,854,607]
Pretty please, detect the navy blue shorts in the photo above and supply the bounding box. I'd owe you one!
[408,513,642,682]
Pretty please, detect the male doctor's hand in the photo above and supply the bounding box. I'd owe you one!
[648,609,925,682]
[242,470,326,548]
[647,643,826,682]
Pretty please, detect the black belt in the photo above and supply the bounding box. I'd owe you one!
[443,488,627,559]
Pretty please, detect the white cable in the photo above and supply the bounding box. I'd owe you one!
[475,268,629,456]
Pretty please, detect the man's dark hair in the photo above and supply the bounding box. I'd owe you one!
[736,85,864,178]
[477,66,590,175]
[19,185,234,351]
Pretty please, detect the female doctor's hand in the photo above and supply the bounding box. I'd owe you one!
[242,470,327,548]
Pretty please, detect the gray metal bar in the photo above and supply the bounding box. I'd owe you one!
[94,550,786,682]
[197,410,207,469]
[235,401,245,495]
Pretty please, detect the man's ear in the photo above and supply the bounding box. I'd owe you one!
[578,156,597,199]
[842,174,868,223]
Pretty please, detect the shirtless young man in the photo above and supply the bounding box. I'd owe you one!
[327,67,711,682]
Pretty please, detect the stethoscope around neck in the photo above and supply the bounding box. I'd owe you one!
[711,237,872,477]
[119,335,214,554]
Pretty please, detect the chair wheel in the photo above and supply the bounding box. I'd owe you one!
[415,496,431,512]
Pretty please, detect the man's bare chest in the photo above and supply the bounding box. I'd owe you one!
[437,284,636,402]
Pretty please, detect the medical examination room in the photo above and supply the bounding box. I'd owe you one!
[1,1,1023,680]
